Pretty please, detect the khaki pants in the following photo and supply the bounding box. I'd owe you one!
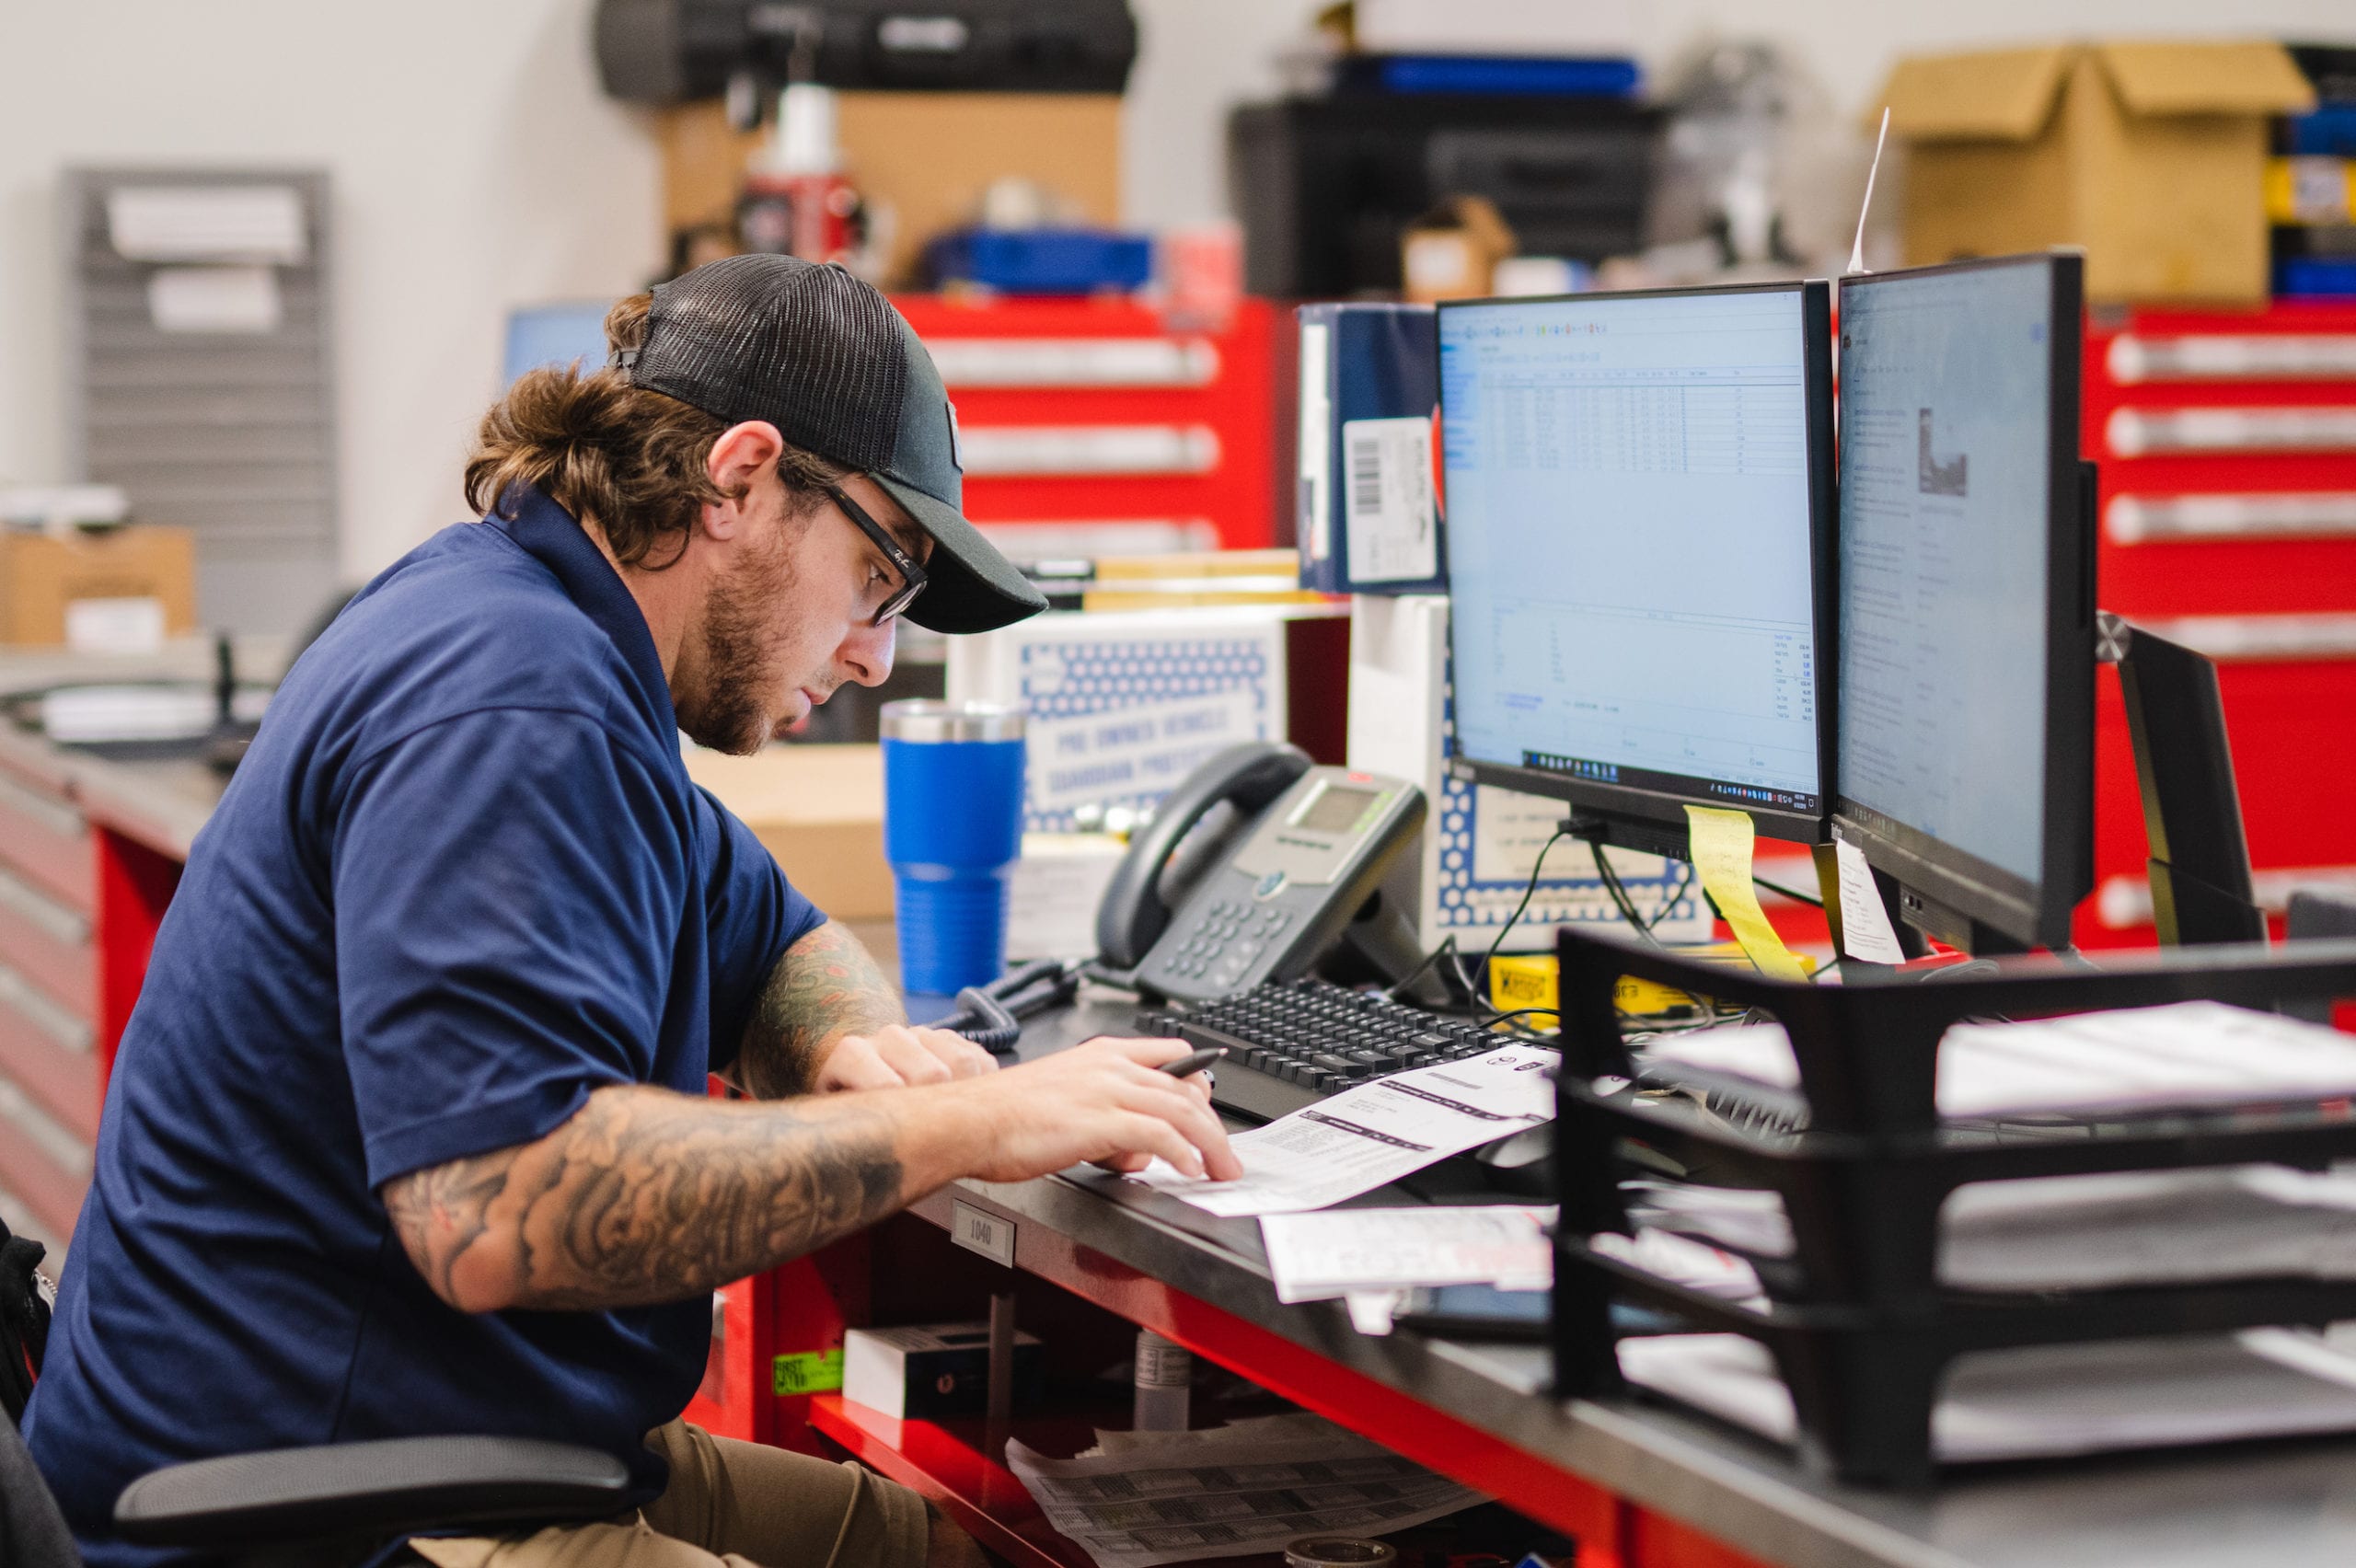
[408,1421,931,1568]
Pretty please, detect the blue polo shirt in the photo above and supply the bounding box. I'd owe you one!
[25,488,825,1567]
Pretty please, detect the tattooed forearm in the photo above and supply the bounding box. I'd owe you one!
[734,921,905,1098]
[381,1084,908,1312]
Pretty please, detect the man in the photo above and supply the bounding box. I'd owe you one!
[26,254,1240,1568]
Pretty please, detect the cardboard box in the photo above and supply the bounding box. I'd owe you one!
[660,93,1122,289]
[682,743,894,920]
[1400,196,1516,304]
[0,525,196,648]
[1877,40,2315,304]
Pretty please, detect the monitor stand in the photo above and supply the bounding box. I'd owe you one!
[1889,881,2030,957]
[2103,613,2265,946]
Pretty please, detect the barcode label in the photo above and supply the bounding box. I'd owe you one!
[1338,415,1438,583]
[1348,431,1387,516]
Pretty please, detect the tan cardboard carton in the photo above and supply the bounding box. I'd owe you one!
[683,743,895,920]
[0,525,197,647]
[1400,196,1517,304]
[1876,40,2314,304]
[660,92,1122,290]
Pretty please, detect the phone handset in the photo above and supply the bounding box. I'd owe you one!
[1093,741,1314,975]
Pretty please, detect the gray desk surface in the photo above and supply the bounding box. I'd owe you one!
[0,638,278,859]
[924,995,2356,1568]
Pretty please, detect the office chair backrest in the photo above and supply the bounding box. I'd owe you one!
[0,1415,80,1567]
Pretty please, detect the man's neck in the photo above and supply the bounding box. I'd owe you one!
[577,513,698,686]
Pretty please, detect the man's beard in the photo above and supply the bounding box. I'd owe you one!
[677,525,815,755]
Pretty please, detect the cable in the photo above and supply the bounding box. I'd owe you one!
[1751,875,1824,909]
[1385,934,1459,1000]
[1478,825,1573,1009]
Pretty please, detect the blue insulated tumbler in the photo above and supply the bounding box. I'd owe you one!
[880,700,1026,995]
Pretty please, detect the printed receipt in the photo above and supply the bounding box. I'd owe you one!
[1135,1044,1557,1216]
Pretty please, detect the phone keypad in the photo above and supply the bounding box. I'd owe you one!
[1158,899,1295,988]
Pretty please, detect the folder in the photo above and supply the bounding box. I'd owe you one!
[1296,304,1447,595]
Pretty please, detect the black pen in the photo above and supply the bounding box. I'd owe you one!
[1161,1046,1226,1078]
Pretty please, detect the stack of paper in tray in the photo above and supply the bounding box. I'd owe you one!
[1607,1000,2356,1460]
[1005,1412,1482,1568]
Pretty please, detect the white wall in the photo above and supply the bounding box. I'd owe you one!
[4,0,2353,580]
[0,0,662,583]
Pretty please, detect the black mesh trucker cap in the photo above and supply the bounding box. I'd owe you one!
[610,254,1045,635]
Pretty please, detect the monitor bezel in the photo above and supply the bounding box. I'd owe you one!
[1828,250,2093,951]
[1438,279,1841,851]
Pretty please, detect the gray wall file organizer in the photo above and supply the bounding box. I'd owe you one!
[63,167,340,633]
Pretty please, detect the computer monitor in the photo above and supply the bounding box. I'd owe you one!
[1438,282,1838,860]
[1831,252,2093,953]
[502,302,612,389]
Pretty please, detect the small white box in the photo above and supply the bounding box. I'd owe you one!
[843,1322,1044,1421]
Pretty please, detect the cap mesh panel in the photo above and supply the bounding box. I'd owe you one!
[631,254,905,474]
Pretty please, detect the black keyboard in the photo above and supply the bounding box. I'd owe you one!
[1150,978,1513,1123]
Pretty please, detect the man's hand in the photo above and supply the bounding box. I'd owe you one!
[814,1024,998,1092]
[949,1035,1242,1184]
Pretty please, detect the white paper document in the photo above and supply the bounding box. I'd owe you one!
[1007,1417,1483,1568]
[146,265,281,333]
[1620,1330,2356,1464]
[1625,1163,2356,1293]
[1259,1205,1552,1303]
[1638,1001,2356,1120]
[108,184,306,263]
[1831,837,1906,963]
[1137,1045,1556,1216]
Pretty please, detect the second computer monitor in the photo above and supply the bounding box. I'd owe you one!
[1438,282,1838,858]
[1831,252,2092,953]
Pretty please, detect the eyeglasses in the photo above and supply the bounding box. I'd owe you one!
[825,484,928,627]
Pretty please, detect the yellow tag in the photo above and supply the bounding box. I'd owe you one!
[772,1348,845,1397]
[1681,805,1808,981]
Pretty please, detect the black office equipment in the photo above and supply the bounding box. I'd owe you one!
[594,0,1137,107]
[1150,976,1509,1122]
[2103,612,2266,947]
[1549,922,2356,1487]
[1831,252,2095,954]
[1228,97,1656,298]
[1092,743,1426,1005]
[1437,282,1840,863]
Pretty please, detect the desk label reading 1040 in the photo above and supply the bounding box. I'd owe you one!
[952,1199,1017,1267]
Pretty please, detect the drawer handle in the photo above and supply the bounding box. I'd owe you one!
[0,1074,91,1180]
[0,958,90,1053]
[0,770,85,840]
[0,863,90,945]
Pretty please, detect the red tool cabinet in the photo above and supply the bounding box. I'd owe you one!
[2082,301,2356,947]
[890,294,1279,559]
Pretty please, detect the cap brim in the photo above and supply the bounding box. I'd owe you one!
[872,475,1047,635]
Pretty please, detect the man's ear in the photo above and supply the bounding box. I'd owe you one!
[702,421,786,541]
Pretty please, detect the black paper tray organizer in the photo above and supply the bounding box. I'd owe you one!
[1548,925,2356,1486]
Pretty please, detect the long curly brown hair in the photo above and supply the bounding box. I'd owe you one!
[463,292,843,568]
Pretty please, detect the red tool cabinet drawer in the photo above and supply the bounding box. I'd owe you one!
[0,1071,91,1247]
[891,295,1277,551]
[0,954,98,1143]
[0,763,93,913]
[0,860,93,1019]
